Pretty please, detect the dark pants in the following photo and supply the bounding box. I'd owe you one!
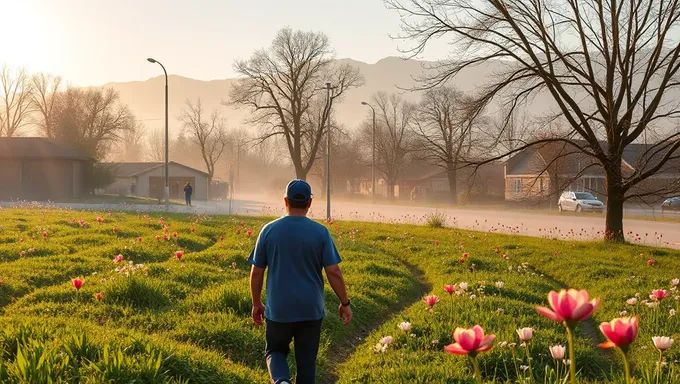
[185,194,191,206]
[265,319,322,384]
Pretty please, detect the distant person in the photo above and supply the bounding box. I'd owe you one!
[184,182,193,206]
[249,179,351,384]
[130,182,136,196]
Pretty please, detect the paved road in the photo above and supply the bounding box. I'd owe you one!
[3,197,679,249]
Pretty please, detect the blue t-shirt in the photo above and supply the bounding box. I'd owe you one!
[247,216,342,323]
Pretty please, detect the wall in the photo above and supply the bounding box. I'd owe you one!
[105,177,134,196]
[135,164,208,200]
[0,160,22,200]
[505,175,551,202]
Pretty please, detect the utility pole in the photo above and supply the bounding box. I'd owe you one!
[361,101,376,204]
[147,58,169,211]
[326,82,332,222]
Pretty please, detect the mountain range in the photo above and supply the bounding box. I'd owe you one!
[103,57,501,136]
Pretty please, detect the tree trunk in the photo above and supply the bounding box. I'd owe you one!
[294,161,307,181]
[446,163,457,205]
[604,167,625,243]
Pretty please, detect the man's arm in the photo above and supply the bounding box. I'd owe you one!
[324,264,352,325]
[250,265,266,326]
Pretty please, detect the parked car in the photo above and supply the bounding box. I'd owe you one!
[661,197,680,212]
[558,191,605,213]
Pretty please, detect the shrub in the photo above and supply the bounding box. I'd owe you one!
[425,211,448,228]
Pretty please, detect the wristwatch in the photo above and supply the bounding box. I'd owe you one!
[341,299,351,307]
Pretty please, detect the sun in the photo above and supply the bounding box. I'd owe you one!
[0,1,46,70]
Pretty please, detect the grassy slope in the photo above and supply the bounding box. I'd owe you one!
[335,223,680,383]
[0,209,420,383]
[0,209,678,383]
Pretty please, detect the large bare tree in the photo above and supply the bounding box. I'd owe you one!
[145,127,176,162]
[387,0,680,242]
[37,86,135,159]
[0,65,34,137]
[411,86,474,203]
[361,92,414,198]
[229,28,364,180]
[179,98,228,183]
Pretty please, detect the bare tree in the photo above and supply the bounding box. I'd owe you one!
[387,0,680,242]
[179,98,229,183]
[0,65,34,137]
[411,86,473,203]
[361,92,414,198]
[229,28,364,180]
[31,73,62,138]
[42,86,135,159]
[112,122,146,162]
[145,127,175,162]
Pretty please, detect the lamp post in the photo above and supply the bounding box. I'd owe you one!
[326,82,332,222]
[147,58,169,210]
[361,101,376,204]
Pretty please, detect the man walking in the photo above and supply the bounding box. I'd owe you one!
[249,179,352,384]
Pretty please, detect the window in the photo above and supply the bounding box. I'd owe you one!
[539,178,544,192]
[514,179,521,193]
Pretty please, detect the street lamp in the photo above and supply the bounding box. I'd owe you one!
[326,82,332,222]
[361,101,376,204]
[147,58,169,210]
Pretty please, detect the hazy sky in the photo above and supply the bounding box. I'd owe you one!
[1,0,420,86]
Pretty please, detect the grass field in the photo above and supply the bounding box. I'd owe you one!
[0,208,678,383]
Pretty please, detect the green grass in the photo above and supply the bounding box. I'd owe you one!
[0,208,678,383]
[65,194,184,205]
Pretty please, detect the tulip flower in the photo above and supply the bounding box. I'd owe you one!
[444,325,495,384]
[114,254,123,263]
[112,227,118,233]
[495,281,504,289]
[398,322,412,333]
[652,336,674,351]
[549,345,566,360]
[459,282,468,291]
[517,327,533,342]
[191,227,195,233]
[672,278,679,287]
[444,284,455,294]
[650,289,668,301]
[95,292,103,301]
[648,259,655,265]
[155,235,161,241]
[599,317,638,384]
[424,295,439,307]
[463,252,469,258]
[379,336,393,345]
[137,237,142,242]
[97,217,102,224]
[175,251,183,260]
[0,279,3,286]
[72,277,84,291]
[247,229,254,237]
[173,232,178,238]
[536,289,599,384]
[626,297,638,305]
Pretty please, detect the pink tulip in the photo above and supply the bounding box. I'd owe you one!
[173,232,178,238]
[650,289,668,301]
[444,284,455,294]
[112,227,118,233]
[72,277,84,290]
[424,295,440,307]
[0,279,3,286]
[671,278,679,287]
[599,316,639,350]
[536,289,600,324]
[463,252,469,258]
[137,237,142,242]
[155,235,161,241]
[647,259,655,265]
[175,251,183,260]
[97,217,102,224]
[444,325,495,355]
[219,235,224,241]
[164,234,169,240]
[247,229,254,237]
[95,292,103,301]
[114,254,123,263]
[652,336,674,351]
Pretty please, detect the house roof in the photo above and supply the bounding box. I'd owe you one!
[0,137,90,160]
[109,161,209,178]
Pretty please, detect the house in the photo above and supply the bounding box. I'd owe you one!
[504,141,680,204]
[0,137,91,201]
[106,161,210,201]
[399,161,505,203]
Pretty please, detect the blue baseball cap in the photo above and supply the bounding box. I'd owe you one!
[285,179,313,202]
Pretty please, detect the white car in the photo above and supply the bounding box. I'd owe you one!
[558,191,605,213]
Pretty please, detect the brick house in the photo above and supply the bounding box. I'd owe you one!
[504,141,680,204]
[0,137,91,201]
